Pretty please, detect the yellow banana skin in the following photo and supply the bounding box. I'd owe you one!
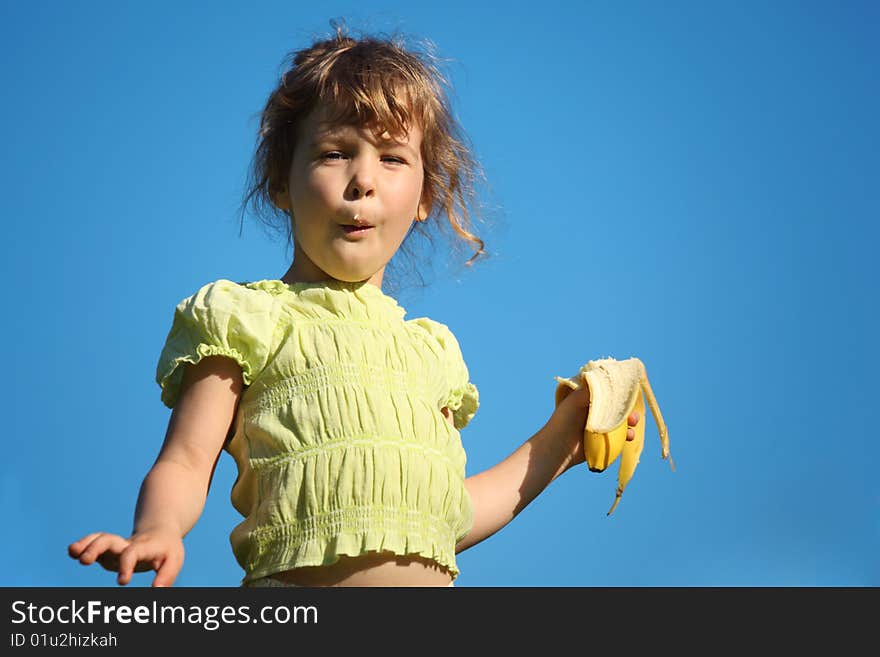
[608,387,646,515]
[554,357,674,515]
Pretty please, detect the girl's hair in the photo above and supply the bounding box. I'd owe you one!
[240,21,488,290]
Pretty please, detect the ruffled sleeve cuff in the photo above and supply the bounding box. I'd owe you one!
[155,280,273,408]
[414,317,480,430]
[446,381,480,430]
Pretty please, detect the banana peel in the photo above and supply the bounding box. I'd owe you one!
[555,357,673,515]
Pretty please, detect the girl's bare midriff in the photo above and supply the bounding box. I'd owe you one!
[270,552,454,587]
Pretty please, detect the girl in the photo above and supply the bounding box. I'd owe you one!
[68,25,639,587]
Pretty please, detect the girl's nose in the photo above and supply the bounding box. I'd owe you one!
[347,159,376,200]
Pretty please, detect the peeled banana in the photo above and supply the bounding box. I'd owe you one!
[555,357,673,515]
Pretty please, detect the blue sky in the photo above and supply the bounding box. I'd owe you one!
[2,0,876,587]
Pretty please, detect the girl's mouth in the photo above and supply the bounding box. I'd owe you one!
[341,225,373,234]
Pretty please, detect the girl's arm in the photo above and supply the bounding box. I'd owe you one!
[455,385,638,553]
[69,355,243,586]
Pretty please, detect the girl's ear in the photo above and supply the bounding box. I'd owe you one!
[417,193,432,222]
[272,186,290,212]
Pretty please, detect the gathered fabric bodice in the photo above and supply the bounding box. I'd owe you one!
[155,279,479,583]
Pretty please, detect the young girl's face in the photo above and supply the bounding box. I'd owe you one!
[276,106,428,287]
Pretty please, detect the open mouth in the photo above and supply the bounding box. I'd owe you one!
[341,225,373,234]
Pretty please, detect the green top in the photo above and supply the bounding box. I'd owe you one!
[155,278,479,583]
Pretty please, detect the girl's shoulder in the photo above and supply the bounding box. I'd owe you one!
[407,316,459,346]
[407,316,470,368]
[172,278,281,316]
[157,279,280,409]
[408,316,478,429]
[186,278,290,299]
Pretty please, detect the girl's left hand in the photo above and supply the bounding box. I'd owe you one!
[550,383,640,472]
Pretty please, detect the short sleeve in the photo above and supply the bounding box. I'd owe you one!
[155,280,275,409]
[414,318,479,430]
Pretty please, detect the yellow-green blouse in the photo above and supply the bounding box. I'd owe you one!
[155,279,479,584]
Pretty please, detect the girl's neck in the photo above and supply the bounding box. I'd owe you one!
[279,249,386,289]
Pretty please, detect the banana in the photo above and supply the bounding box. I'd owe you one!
[554,357,673,515]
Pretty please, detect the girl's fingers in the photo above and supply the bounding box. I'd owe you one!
[117,543,171,585]
[116,546,143,586]
[625,411,639,441]
[77,534,129,567]
[71,533,182,586]
[96,552,121,572]
[68,533,105,557]
[152,551,183,588]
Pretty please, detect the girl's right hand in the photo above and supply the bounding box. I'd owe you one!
[68,529,184,587]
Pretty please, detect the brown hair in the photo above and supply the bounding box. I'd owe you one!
[239,21,487,288]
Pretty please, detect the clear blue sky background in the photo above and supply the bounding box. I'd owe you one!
[2,1,876,587]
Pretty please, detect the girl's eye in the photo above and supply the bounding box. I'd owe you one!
[320,151,405,164]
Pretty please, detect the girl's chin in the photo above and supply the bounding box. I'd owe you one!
[323,263,384,284]
[321,255,385,281]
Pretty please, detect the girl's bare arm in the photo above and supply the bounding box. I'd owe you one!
[455,385,638,553]
[133,355,243,537]
[69,355,243,586]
